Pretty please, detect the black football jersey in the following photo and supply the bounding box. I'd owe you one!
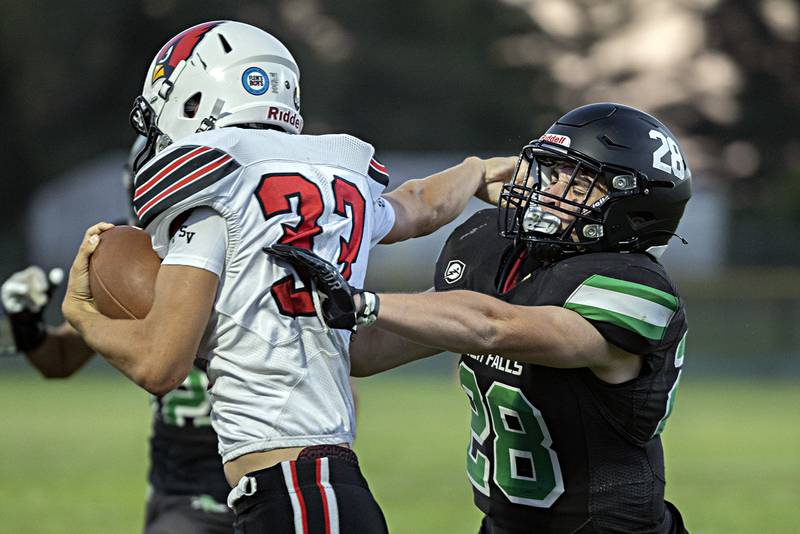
[149,362,230,503]
[434,209,687,534]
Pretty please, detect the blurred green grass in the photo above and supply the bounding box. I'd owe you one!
[0,371,798,533]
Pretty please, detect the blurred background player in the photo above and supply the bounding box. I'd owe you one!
[60,20,514,534]
[268,103,692,534]
[1,139,234,534]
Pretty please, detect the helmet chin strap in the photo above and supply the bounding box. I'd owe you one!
[655,231,688,245]
[525,241,564,262]
[197,98,227,133]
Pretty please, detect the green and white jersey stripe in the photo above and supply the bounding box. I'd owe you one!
[564,274,678,340]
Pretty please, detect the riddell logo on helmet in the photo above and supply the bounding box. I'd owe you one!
[267,106,303,130]
[590,195,610,209]
[540,133,571,147]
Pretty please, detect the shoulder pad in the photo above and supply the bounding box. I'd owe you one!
[133,144,240,227]
[435,209,504,291]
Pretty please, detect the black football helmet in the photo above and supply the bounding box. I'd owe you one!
[500,103,692,260]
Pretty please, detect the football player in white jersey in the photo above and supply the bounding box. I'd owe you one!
[61,21,513,533]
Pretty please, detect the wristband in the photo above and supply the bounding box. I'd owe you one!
[354,291,380,327]
[8,310,47,353]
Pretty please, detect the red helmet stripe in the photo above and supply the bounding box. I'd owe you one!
[152,21,222,84]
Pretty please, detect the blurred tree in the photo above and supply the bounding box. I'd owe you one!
[292,0,541,151]
[705,1,800,265]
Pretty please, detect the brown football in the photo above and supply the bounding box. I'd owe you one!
[89,226,161,319]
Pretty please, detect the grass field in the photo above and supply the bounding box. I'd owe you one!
[0,370,798,533]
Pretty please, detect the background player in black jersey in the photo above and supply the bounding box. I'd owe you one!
[267,103,692,533]
[1,141,235,534]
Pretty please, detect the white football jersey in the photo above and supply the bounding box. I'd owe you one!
[133,127,395,462]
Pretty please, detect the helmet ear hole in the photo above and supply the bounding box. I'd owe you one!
[628,212,656,230]
[183,92,202,118]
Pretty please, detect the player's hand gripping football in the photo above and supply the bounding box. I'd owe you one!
[62,222,115,324]
[474,156,518,205]
[263,244,379,332]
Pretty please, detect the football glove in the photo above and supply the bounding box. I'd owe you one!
[1,266,64,352]
[263,244,379,332]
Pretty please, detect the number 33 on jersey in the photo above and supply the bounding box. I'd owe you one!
[255,171,368,316]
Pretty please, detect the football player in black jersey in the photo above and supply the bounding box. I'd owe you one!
[267,103,692,533]
[1,139,234,534]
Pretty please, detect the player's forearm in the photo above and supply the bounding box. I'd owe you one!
[65,303,190,395]
[391,157,485,238]
[349,325,440,376]
[24,323,94,378]
[375,291,509,355]
[417,157,486,232]
[376,291,605,368]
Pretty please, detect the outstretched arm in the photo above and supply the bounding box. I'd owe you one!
[349,325,441,377]
[380,156,515,243]
[374,291,640,384]
[346,288,637,383]
[264,245,641,384]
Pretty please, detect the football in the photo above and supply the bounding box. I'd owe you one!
[88,226,161,319]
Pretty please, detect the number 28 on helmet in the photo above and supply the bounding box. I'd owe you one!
[500,103,692,261]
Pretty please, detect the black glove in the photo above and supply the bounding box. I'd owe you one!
[263,244,379,331]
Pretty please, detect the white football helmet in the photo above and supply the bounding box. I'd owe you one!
[130,21,302,171]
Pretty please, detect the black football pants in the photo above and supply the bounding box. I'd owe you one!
[229,449,388,534]
[476,500,689,534]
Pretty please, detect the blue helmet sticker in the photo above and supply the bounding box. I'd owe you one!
[242,67,269,96]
